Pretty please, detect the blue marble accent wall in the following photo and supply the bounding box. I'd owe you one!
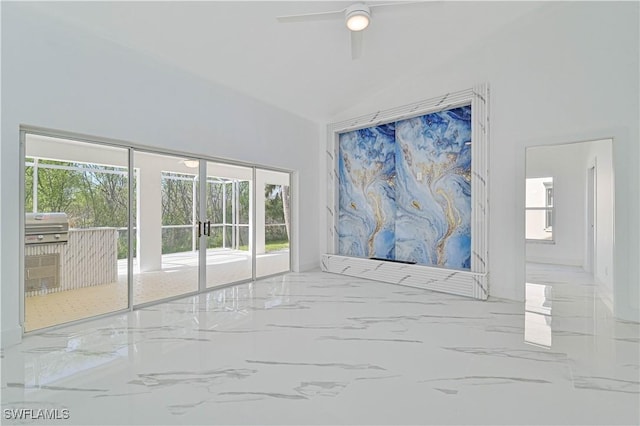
[395,106,472,269]
[338,124,396,259]
[338,105,472,270]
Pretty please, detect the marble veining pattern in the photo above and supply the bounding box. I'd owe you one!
[338,124,396,259]
[337,106,472,269]
[394,105,472,268]
[1,263,638,425]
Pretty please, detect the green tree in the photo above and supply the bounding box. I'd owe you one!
[26,160,131,258]
[264,184,290,245]
[35,161,83,214]
[161,173,195,254]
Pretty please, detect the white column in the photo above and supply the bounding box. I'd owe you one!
[248,178,254,256]
[192,177,197,252]
[255,172,266,255]
[222,182,227,248]
[137,159,163,272]
[33,158,39,212]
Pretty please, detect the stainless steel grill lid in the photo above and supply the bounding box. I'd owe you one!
[25,212,69,244]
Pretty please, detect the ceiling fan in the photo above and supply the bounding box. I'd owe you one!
[276,2,421,60]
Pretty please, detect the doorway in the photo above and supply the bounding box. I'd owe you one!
[585,165,596,274]
[203,161,253,288]
[525,139,613,275]
[131,151,201,306]
[524,138,614,347]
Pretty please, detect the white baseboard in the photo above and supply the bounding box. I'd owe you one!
[525,256,582,267]
[1,325,23,349]
[298,261,320,272]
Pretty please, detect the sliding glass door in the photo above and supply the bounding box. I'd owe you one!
[202,162,253,288]
[132,151,199,305]
[23,130,293,332]
[256,169,291,278]
[23,134,130,331]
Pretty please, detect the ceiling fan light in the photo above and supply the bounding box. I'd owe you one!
[346,14,369,31]
[345,3,370,31]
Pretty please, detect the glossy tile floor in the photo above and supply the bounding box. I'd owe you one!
[1,264,638,425]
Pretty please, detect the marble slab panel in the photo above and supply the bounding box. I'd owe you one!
[338,124,396,259]
[337,105,472,269]
[394,105,472,268]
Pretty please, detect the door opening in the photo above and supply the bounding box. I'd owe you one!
[585,165,596,275]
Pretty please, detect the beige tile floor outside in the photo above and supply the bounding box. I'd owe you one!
[25,249,289,331]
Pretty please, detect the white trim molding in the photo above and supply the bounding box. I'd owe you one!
[324,84,490,300]
[322,255,488,299]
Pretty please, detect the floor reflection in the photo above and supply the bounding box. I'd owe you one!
[524,262,619,351]
[525,282,552,348]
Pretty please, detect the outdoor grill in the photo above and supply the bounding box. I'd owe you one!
[25,212,69,245]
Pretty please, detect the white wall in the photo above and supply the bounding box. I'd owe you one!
[325,2,639,321]
[1,4,320,347]
[584,139,615,304]
[526,143,589,266]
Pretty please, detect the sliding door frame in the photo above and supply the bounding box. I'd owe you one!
[19,125,294,335]
[198,160,207,293]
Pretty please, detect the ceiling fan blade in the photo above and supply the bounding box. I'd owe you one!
[369,1,424,9]
[276,8,345,23]
[351,30,364,60]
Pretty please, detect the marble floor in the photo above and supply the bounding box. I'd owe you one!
[2,264,638,425]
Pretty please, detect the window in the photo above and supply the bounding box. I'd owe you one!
[544,184,553,229]
[526,177,554,242]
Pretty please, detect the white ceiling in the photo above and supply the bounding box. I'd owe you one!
[26,1,545,122]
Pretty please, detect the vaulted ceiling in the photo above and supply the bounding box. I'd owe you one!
[25,1,545,122]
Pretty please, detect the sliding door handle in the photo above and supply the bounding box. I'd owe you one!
[197,221,202,237]
[207,221,211,236]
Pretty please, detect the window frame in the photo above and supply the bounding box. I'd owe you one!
[525,177,555,244]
